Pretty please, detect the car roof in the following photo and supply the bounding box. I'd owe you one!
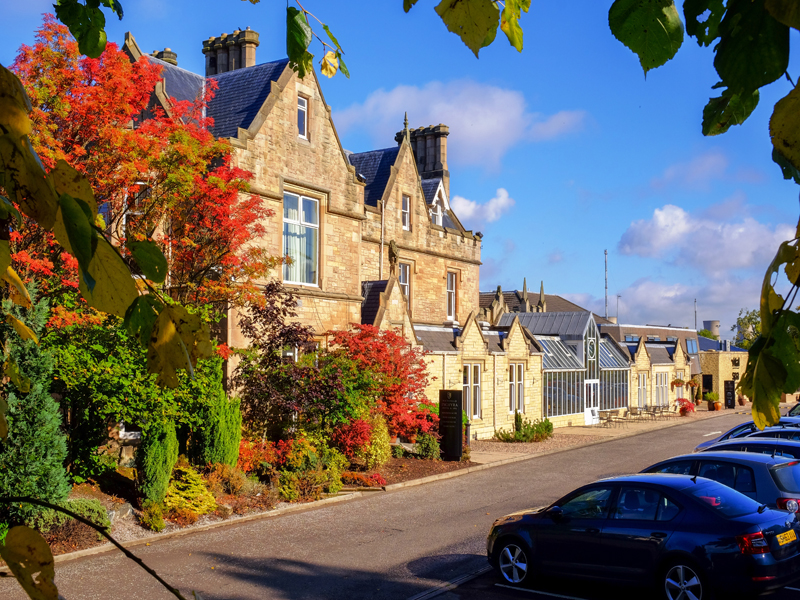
[596,473,728,491]
[657,451,793,466]
[712,438,800,448]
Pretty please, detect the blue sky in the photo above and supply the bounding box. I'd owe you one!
[5,1,800,339]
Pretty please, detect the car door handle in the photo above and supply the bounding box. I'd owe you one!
[651,532,668,539]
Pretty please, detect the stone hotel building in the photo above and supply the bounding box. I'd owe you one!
[124,29,707,439]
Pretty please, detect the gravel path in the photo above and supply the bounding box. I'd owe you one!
[471,433,605,454]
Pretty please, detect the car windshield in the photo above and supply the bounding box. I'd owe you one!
[686,481,761,518]
[789,404,800,416]
[771,462,800,493]
[727,424,755,439]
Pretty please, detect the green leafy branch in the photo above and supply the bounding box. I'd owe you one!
[0,496,200,600]
[285,0,349,79]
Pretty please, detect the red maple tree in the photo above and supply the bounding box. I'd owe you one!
[9,15,275,316]
[329,324,436,439]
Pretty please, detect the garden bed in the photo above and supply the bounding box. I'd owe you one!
[375,457,473,485]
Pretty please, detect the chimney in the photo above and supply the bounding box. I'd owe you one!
[203,28,260,77]
[395,123,450,198]
[150,47,178,66]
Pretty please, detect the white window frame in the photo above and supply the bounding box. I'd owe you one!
[509,363,524,413]
[399,262,410,308]
[638,372,647,408]
[282,192,319,286]
[297,95,308,139]
[463,364,481,419]
[446,271,457,320]
[431,201,443,226]
[401,195,410,231]
[676,370,685,399]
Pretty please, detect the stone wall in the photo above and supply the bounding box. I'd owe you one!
[699,351,748,400]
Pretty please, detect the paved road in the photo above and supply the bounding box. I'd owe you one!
[0,413,750,600]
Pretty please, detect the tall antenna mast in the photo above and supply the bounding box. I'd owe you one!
[604,249,608,319]
[694,299,697,330]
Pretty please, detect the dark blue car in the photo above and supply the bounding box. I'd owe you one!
[486,474,800,599]
[694,417,800,452]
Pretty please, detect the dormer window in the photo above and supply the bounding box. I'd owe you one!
[402,195,410,230]
[297,95,308,139]
[431,201,442,226]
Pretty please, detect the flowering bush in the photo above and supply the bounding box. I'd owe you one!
[237,438,278,476]
[676,398,696,416]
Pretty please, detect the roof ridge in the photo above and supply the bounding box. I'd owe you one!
[210,58,289,80]
[148,56,205,79]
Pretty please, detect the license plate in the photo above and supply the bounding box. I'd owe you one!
[777,530,797,546]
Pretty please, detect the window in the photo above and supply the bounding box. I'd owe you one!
[698,462,756,497]
[649,460,694,475]
[401,195,410,231]
[624,335,640,343]
[509,364,524,413]
[560,487,614,519]
[543,370,585,417]
[637,373,647,407]
[600,369,629,410]
[463,364,481,419]
[283,192,318,285]
[647,335,660,342]
[398,263,410,308]
[675,371,685,399]
[686,339,698,353]
[654,372,670,406]
[667,336,677,342]
[614,488,659,521]
[431,202,442,226]
[124,182,149,241]
[446,271,457,320]
[297,95,308,139]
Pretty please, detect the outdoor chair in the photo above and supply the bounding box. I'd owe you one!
[598,410,615,428]
[611,409,629,427]
[628,406,644,422]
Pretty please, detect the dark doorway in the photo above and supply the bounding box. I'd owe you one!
[703,374,713,394]
[724,380,735,409]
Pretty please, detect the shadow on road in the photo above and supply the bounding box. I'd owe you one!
[183,550,484,600]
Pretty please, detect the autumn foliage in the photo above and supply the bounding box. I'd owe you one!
[10,15,275,314]
[329,324,436,439]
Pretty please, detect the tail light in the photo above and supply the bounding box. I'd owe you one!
[776,498,800,513]
[737,532,770,555]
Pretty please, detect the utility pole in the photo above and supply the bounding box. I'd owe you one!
[694,299,697,330]
[604,249,608,319]
[617,294,621,321]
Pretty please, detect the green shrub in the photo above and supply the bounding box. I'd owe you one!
[278,469,328,502]
[360,414,391,469]
[139,500,165,532]
[205,463,265,498]
[705,392,720,402]
[0,292,71,524]
[0,522,7,545]
[495,416,553,443]
[416,432,441,460]
[163,462,217,515]
[26,498,110,539]
[189,378,242,468]
[137,420,179,502]
[296,431,349,494]
[392,445,405,458]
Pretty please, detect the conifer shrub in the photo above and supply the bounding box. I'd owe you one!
[415,432,441,461]
[137,419,179,503]
[163,461,217,516]
[189,361,242,468]
[139,500,165,532]
[0,291,71,524]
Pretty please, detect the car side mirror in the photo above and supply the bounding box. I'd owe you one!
[547,506,564,521]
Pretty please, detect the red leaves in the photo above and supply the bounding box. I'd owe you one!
[330,418,373,460]
[330,324,437,439]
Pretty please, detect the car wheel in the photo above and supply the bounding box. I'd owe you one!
[496,540,531,586]
[662,560,708,600]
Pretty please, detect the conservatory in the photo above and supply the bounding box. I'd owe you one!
[498,311,631,424]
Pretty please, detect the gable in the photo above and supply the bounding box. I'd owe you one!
[348,147,400,207]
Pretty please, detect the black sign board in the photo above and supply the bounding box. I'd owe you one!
[439,390,463,461]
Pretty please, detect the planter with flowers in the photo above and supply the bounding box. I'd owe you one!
[676,397,696,417]
[705,392,720,411]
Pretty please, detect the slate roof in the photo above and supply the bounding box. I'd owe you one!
[499,311,591,338]
[147,57,204,105]
[347,147,400,207]
[361,280,388,326]
[414,325,459,352]
[206,59,289,138]
[646,344,674,365]
[482,330,506,352]
[698,336,748,352]
[479,290,611,324]
[421,178,441,205]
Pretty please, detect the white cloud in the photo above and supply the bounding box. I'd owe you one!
[334,80,587,169]
[650,150,729,191]
[563,275,762,337]
[618,202,794,273]
[451,188,515,228]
